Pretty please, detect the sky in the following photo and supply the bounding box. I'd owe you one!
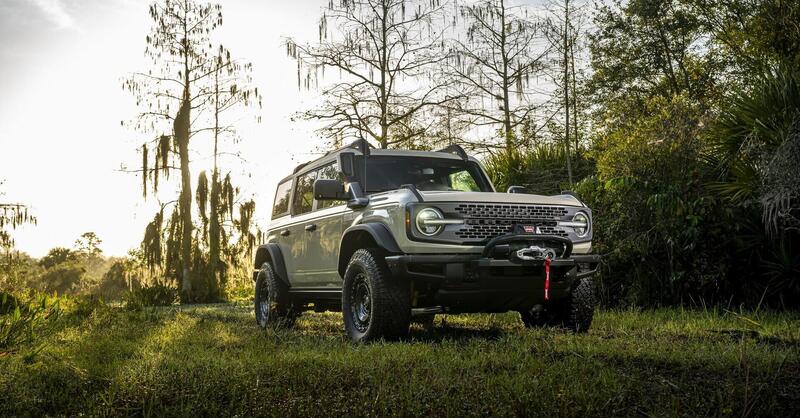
[0,0,332,257]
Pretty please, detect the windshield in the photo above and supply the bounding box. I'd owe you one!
[354,156,493,193]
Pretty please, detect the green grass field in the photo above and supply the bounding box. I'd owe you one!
[1,302,798,417]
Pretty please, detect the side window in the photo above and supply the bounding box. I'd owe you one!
[316,162,345,210]
[292,170,317,215]
[272,179,292,218]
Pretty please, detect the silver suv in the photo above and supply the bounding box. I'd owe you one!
[254,140,600,342]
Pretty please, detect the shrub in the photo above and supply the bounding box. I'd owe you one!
[0,292,62,353]
[484,144,594,195]
[125,282,178,310]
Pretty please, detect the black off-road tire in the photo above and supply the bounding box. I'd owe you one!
[519,277,596,333]
[561,277,596,333]
[342,249,411,343]
[254,262,295,328]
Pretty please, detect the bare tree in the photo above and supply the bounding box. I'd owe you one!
[544,0,589,185]
[445,0,550,153]
[287,0,454,149]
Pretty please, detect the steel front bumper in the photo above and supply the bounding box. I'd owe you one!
[385,253,600,312]
[385,234,600,312]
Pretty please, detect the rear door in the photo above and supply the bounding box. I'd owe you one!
[286,169,318,286]
[268,178,295,278]
[303,163,346,287]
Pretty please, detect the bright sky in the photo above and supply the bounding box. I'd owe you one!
[0,0,332,257]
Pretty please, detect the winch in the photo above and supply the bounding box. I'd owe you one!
[515,245,557,261]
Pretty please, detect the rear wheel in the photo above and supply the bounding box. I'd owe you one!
[254,262,294,328]
[342,249,410,342]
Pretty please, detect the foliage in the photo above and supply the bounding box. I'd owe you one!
[124,282,178,311]
[484,143,594,195]
[709,67,800,235]
[588,0,721,107]
[573,95,736,306]
[0,252,42,293]
[38,262,86,295]
[0,306,797,415]
[0,292,62,354]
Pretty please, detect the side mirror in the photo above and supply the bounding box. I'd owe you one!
[337,152,356,179]
[507,185,527,194]
[314,179,348,200]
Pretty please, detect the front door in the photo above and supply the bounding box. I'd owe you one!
[288,163,346,288]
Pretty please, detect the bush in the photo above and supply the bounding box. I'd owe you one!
[484,144,594,195]
[125,283,178,310]
[0,292,62,353]
[572,95,739,307]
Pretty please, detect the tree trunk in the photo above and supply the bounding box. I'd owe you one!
[563,0,574,186]
[500,0,513,152]
[178,13,193,302]
[209,65,222,298]
[379,1,389,149]
[570,29,580,155]
[177,111,193,301]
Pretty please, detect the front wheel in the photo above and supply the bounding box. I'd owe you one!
[254,262,294,328]
[341,249,410,343]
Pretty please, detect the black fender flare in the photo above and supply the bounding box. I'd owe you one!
[253,243,290,286]
[337,223,402,278]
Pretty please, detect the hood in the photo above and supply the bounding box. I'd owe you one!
[418,190,584,207]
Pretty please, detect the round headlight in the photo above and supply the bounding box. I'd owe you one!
[416,208,444,236]
[573,212,589,237]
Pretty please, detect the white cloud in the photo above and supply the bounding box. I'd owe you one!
[30,0,76,30]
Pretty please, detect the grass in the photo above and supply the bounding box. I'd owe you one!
[1,302,798,417]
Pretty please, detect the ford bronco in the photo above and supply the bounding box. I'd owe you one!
[254,140,600,342]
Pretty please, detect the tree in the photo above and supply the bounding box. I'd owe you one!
[124,0,222,300]
[287,0,452,149]
[544,0,590,185]
[0,181,36,251]
[75,232,102,257]
[444,0,549,153]
[588,0,717,108]
[124,0,259,301]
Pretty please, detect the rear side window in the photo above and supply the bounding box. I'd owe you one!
[316,162,345,210]
[272,179,292,218]
[292,170,317,215]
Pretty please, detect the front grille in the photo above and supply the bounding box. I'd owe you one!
[454,204,567,220]
[452,203,569,241]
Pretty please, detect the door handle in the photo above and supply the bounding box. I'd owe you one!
[280,229,290,237]
[304,224,317,232]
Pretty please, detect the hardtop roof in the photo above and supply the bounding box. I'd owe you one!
[278,140,475,183]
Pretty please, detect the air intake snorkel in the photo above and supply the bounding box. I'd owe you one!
[336,139,372,209]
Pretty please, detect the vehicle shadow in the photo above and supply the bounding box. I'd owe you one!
[407,322,508,342]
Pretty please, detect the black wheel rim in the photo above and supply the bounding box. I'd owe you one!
[349,272,371,333]
[257,274,272,325]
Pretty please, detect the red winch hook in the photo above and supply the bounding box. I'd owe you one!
[544,256,551,301]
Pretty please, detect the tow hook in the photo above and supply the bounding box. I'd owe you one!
[515,245,557,261]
